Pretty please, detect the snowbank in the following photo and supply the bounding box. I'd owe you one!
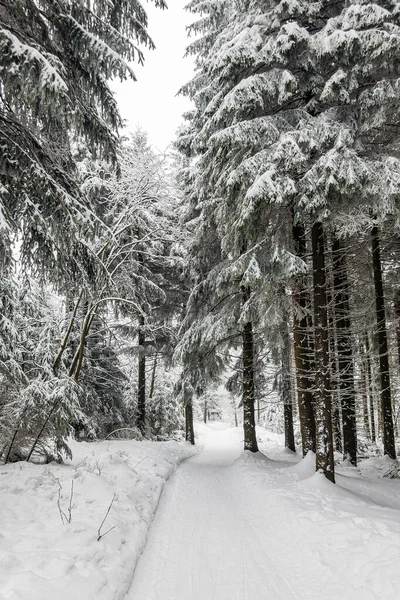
[0,438,196,600]
[238,427,400,599]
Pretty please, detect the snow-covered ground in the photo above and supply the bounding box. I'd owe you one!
[128,423,400,600]
[2,425,400,599]
[0,438,196,600]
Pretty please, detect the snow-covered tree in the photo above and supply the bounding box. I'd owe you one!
[80,132,187,434]
[0,0,166,279]
[178,0,400,475]
[0,279,86,462]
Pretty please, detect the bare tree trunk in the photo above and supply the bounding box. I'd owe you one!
[185,402,195,445]
[26,398,61,463]
[292,221,316,455]
[4,406,29,464]
[332,237,357,465]
[203,399,208,424]
[371,224,396,458]
[242,287,258,452]
[312,222,335,482]
[71,310,94,383]
[149,355,157,400]
[365,334,376,443]
[362,386,371,441]
[137,314,146,434]
[53,290,83,375]
[394,290,400,370]
[333,403,342,453]
[394,290,400,435]
[327,286,342,454]
[360,348,371,440]
[281,307,295,452]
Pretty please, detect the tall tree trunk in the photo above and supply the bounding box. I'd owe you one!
[365,334,376,443]
[281,306,295,452]
[149,355,157,400]
[328,286,342,454]
[292,221,316,455]
[371,224,396,458]
[242,288,258,452]
[137,314,146,434]
[394,290,400,375]
[53,290,83,376]
[362,386,371,441]
[333,402,342,453]
[360,348,371,440]
[332,237,357,465]
[185,402,195,445]
[203,399,208,424]
[72,310,94,383]
[312,222,335,482]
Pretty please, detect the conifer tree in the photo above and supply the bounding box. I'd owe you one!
[0,0,166,277]
[178,0,400,473]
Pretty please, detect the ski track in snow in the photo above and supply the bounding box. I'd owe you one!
[126,424,400,600]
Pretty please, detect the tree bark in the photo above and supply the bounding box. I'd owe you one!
[365,334,376,443]
[327,287,342,454]
[332,237,357,465]
[242,288,258,452]
[361,383,371,441]
[292,221,316,455]
[137,314,146,434]
[53,290,83,376]
[394,290,400,373]
[281,307,295,452]
[333,402,342,453]
[371,224,396,458]
[72,310,94,383]
[203,399,208,423]
[185,402,195,445]
[312,222,335,482]
[149,355,157,400]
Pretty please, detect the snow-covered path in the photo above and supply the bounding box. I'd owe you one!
[126,423,298,600]
[126,424,400,600]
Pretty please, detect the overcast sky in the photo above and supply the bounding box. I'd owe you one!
[112,0,195,151]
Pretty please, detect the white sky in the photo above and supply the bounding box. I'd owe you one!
[112,0,195,152]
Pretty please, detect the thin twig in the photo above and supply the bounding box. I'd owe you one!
[67,480,74,523]
[56,478,74,524]
[131,456,148,472]
[97,494,117,541]
[57,482,65,525]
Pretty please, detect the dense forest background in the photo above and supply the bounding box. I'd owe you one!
[1,0,400,486]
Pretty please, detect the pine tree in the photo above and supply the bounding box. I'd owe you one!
[0,0,166,277]
[178,0,400,473]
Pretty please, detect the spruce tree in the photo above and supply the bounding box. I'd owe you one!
[178,0,400,473]
[0,0,166,277]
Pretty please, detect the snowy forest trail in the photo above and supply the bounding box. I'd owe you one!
[126,424,400,600]
[125,424,299,600]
